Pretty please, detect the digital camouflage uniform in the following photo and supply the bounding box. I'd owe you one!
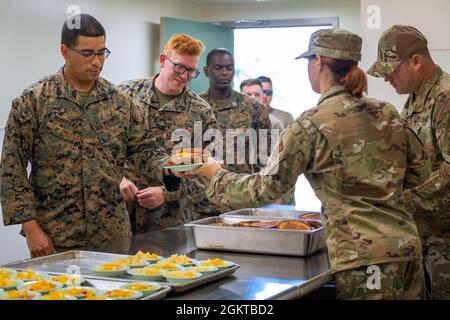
[197,90,273,218]
[205,29,432,299]
[368,25,450,299]
[0,69,171,253]
[118,76,220,232]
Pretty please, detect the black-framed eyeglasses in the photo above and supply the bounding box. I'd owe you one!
[69,47,111,60]
[165,55,200,78]
[263,89,273,96]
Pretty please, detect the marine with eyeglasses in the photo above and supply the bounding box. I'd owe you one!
[1,14,175,257]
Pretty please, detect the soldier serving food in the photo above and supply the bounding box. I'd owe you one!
[182,28,432,300]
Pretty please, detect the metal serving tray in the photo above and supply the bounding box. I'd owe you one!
[3,250,239,293]
[185,216,326,257]
[220,208,321,220]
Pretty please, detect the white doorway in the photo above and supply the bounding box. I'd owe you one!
[233,25,332,211]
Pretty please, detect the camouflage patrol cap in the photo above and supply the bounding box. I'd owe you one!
[295,28,362,62]
[367,25,428,78]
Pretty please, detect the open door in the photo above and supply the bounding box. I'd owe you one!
[161,17,233,94]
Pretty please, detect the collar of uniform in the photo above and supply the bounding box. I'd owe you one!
[203,89,241,111]
[317,85,348,106]
[142,75,187,112]
[409,65,443,113]
[52,66,113,106]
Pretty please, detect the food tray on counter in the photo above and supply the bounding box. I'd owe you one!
[220,208,322,220]
[3,251,239,293]
[185,216,326,257]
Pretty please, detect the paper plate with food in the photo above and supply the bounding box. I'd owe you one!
[162,270,203,283]
[0,268,17,278]
[55,286,98,299]
[17,279,63,294]
[162,254,197,267]
[50,274,86,287]
[114,257,149,268]
[133,251,163,264]
[0,277,23,291]
[197,258,235,270]
[127,266,164,281]
[15,269,49,282]
[164,148,204,172]
[0,289,41,300]
[119,282,162,296]
[92,262,128,277]
[102,289,143,300]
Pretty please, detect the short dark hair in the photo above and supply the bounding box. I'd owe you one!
[61,13,106,47]
[206,48,233,66]
[240,78,263,91]
[257,75,272,85]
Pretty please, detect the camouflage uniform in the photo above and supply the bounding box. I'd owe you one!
[1,69,171,253]
[368,25,450,299]
[205,29,431,299]
[197,90,274,218]
[118,76,220,232]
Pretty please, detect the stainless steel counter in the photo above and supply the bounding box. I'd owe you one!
[129,226,332,300]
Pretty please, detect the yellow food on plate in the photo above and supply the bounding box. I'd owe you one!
[127,284,157,291]
[41,291,73,300]
[134,251,160,261]
[165,254,193,265]
[199,258,232,267]
[16,269,44,281]
[24,280,57,292]
[163,270,200,279]
[104,289,136,299]
[0,268,16,278]
[50,275,82,285]
[153,261,179,270]
[186,266,217,273]
[3,290,36,300]
[115,257,147,267]
[84,295,107,300]
[63,287,96,296]
[130,267,161,275]
[95,262,127,271]
[0,278,18,288]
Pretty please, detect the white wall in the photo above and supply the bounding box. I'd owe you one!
[359,0,450,110]
[201,0,360,32]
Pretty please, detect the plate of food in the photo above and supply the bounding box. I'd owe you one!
[120,282,162,296]
[0,268,17,278]
[197,258,235,270]
[164,149,204,172]
[153,261,184,271]
[50,275,86,287]
[162,254,197,267]
[127,267,164,281]
[0,289,41,300]
[17,279,63,294]
[185,265,219,275]
[15,269,49,282]
[92,262,129,277]
[134,251,163,264]
[103,289,143,300]
[55,286,98,299]
[162,270,203,283]
[114,257,149,268]
[0,278,23,291]
[36,291,78,300]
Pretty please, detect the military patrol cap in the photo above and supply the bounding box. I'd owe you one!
[296,28,362,62]
[367,25,428,77]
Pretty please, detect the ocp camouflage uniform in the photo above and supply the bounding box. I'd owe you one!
[118,77,220,232]
[197,90,273,218]
[367,25,450,299]
[0,69,171,253]
[206,85,430,299]
[401,67,450,299]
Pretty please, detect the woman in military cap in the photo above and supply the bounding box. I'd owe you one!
[183,29,430,299]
